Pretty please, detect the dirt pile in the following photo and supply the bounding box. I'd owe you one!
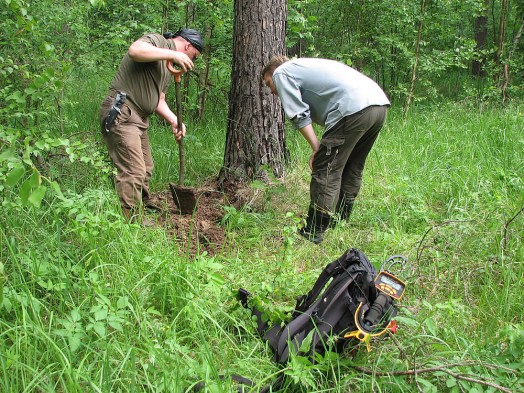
[146,180,252,256]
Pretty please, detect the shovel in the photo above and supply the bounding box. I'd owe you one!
[167,60,198,214]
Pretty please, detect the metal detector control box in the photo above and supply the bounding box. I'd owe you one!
[374,271,406,300]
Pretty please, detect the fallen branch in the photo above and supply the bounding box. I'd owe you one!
[416,220,472,262]
[502,205,524,250]
[351,361,515,393]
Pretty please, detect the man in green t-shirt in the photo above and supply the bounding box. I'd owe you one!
[99,29,203,221]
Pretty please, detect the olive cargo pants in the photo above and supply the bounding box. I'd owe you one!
[310,105,387,215]
[99,95,152,211]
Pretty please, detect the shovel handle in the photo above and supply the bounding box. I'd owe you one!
[167,60,185,82]
[167,60,186,186]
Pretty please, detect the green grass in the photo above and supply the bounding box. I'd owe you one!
[1,79,523,393]
[149,114,227,189]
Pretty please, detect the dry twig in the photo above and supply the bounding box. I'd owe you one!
[351,361,515,393]
[502,205,524,250]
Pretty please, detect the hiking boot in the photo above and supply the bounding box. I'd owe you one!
[141,216,157,228]
[298,226,325,244]
[329,199,355,228]
[122,207,140,223]
[299,206,332,244]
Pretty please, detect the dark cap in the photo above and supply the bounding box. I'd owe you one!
[171,28,204,53]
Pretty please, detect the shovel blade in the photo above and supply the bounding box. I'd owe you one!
[169,183,198,214]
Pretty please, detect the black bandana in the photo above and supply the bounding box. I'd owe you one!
[164,29,204,53]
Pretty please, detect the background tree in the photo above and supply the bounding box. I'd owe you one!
[501,11,524,102]
[473,0,489,77]
[288,0,524,104]
[218,0,288,185]
[404,0,426,118]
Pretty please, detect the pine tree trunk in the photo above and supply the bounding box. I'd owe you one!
[219,0,288,184]
[161,0,169,33]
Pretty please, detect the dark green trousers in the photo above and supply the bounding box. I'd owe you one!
[310,105,387,214]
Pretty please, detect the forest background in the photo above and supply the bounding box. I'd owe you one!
[1,0,524,392]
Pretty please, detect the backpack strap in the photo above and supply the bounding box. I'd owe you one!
[304,272,362,361]
[191,374,255,392]
[259,373,285,393]
[274,271,362,363]
[238,288,272,337]
[295,248,361,312]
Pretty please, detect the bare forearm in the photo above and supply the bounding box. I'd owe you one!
[155,98,176,123]
[128,40,193,71]
[299,124,320,152]
[156,94,185,142]
[299,124,320,171]
[129,41,173,62]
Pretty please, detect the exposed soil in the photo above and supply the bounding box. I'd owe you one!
[145,180,250,257]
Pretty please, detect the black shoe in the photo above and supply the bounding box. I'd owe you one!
[298,206,331,244]
[298,226,325,244]
[328,217,339,229]
[329,199,355,228]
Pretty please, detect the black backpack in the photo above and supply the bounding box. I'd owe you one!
[193,248,406,392]
[239,248,404,365]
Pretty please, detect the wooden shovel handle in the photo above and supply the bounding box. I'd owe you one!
[167,60,186,186]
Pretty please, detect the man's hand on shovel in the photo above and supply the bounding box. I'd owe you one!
[171,118,186,142]
[169,52,194,73]
[167,59,186,80]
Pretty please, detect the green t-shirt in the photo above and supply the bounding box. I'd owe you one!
[110,33,175,116]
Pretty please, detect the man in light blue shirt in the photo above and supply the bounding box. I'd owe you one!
[262,56,390,243]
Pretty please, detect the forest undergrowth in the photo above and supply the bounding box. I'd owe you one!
[1,83,523,392]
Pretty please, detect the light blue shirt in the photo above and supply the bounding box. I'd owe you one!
[273,58,390,133]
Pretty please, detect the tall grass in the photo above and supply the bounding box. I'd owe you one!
[149,115,227,189]
[1,73,523,392]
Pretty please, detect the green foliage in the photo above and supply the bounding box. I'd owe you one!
[494,324,524,365]
[0,126,110,209]
[0,0,112,212]
[1,0,524,391]
[287,0,317,54]
[286,0,524,104]
[221,205,247,231]
[2,96,523,392]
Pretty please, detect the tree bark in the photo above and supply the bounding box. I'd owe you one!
[404,0,425,119]
[197,25,213,120]
[219,0,288,184]
[496,0,508,66]
[472,0,488,77]
[501,15,524,103]
[161,0,169,33]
